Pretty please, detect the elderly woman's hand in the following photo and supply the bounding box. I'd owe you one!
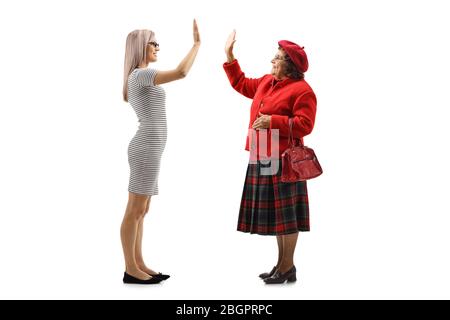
[225,30,236,63]
[252,112,271,130]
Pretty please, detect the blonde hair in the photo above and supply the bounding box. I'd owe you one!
[123,29,155,102]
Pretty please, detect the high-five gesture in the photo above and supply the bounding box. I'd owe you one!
[225,30,236,63]
[153,19,201,85]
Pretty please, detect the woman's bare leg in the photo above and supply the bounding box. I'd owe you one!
[135,197,158,275]
[120,192,152,280]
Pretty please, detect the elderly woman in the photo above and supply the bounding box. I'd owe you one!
[121,20,200,284]
[223,31,317,284]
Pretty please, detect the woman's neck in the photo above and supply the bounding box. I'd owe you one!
[137,62,149,69]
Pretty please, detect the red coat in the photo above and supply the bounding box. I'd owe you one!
[223,59,317,159]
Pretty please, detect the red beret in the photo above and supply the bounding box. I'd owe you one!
[278,40,309,73]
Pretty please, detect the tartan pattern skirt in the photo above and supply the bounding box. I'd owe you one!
[238,160,310,235]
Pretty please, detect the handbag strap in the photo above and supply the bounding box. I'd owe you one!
[288,118,303,147]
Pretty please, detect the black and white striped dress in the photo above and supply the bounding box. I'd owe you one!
[127,68,167,196]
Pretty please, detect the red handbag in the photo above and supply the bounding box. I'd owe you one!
[281,119,323,182]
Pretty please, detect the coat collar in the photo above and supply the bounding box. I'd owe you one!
[270,76,297,88]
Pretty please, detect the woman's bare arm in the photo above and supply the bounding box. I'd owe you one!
[154,19,201,85]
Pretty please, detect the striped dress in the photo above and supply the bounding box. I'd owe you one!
[127,68,167,196]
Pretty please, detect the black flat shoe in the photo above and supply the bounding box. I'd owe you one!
[150,272,170,281]
[259,266,277,279]
[123,272,163,284]
[264,266,297,284]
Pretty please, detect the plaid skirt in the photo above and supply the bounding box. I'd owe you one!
[238,160,310,235]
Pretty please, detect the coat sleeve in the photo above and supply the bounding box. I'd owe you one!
[223,60,266,99]
[270,91,317,139]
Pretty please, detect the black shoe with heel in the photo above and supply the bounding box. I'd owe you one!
[123,272,163,284]
[259,266,277,279]
[264,266,297,284]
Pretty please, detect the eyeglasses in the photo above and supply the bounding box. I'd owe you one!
[148,41,159,48]
[273,55,289,61]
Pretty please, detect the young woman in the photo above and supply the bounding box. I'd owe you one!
[121,20,200,284]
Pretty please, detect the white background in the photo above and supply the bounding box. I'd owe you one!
[1,0,450,300]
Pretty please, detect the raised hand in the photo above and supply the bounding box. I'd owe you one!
[225,30,236,62]
[193,19,201,45]
[153,20,200,85]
